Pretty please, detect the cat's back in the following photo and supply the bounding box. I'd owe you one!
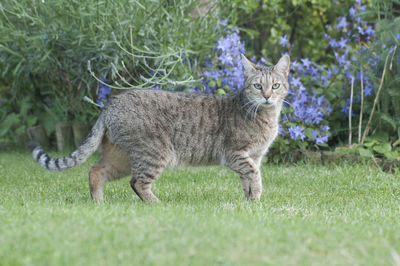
[103,89,230,133]
[107,89,216,112]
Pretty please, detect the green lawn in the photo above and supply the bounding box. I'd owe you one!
[0,152,399,266]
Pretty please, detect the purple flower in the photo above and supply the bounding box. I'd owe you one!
[291,60,301,70]
[204,57,213,68]
[308,66,319,77]
[321,125,330,132]
[288,125,305,141]
[349,7,356,18]
[335,52,350,69]
[338,38,348,50]
[203,70,222,80]
[97,79,112,100]
[315,134,328,144]
[301,58,312,68]
[278,124,285,136]
[364,83,374,97]
[341,98,354,117]
[290,77,302,88]
[329,38,339,48]
[365,26,375,37]
[257,57,267,65]
[279,34,289,47]
[311,129,319,139]
[336,16,348,30]
[203,29,245,92]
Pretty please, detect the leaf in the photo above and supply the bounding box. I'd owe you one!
[335,146,358,155]
[358,148,374,158]
[370,132,389,142]
[26,116,38,127]
[393,139,400,147]
[304,128,314,138]
[216,89,226,96]
[216,78,222,87]
[208,81,216,88]
[373,143,392,154]
[0,113,20,137]
[383,151,399,160]
[378,112,398,130]
[363,139,379,147]
[20,97,32,116]
[15,125,26,136]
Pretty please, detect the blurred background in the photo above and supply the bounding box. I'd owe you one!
[0,0,399,163]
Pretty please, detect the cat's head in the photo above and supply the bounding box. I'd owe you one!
[241,54,290,107]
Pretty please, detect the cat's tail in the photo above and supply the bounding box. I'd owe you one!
[29,114,105,171]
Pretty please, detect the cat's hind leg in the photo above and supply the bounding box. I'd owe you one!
[89,137,130,202]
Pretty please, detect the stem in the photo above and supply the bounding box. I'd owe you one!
[349,77,354,145]
[129,25,135,66]
[358,69,364,144]
[360,50,391,145]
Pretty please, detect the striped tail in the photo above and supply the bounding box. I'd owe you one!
[29,116,105,171]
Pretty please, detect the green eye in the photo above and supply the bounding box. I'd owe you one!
[272,83,280,90]
[253,83,262,90]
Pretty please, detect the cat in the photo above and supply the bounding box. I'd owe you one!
[29,54,290,202]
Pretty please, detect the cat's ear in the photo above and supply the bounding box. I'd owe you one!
[274,55,290,77]
[241,54,257,76]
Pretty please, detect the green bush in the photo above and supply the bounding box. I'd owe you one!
[0,0,220,140]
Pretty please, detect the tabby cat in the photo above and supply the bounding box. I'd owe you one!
[30,54,290,202]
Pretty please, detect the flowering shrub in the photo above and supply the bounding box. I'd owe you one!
[322,0,399,151]
[201,28,245,94]
[323,0,377,117]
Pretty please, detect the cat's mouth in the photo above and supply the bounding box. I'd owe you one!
[263,99,275,107]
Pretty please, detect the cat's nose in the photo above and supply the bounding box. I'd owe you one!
[263,90,272,101]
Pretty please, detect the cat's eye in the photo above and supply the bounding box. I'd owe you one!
[272,83,280,90]
[253,83,262,90]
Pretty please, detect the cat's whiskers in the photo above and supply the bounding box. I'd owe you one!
[245,98,264,121]
[282,100,292,107]
[252,101,264,121]
[240,98,259,111]
[244,101,258,120]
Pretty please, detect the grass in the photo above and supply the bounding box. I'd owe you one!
[0,151,399,266]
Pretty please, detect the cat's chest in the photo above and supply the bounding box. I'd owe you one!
[247,120,279,156]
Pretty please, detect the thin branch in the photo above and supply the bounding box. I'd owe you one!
[349,76,354,145]
[129,25,135,66]
[389,45,397,70]
[360,48,392,144]
[358,69,364,144]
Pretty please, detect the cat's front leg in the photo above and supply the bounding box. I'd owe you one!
[225,153,262,200]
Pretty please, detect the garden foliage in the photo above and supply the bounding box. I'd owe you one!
[0,0,220,138]
[0,0,399,160]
